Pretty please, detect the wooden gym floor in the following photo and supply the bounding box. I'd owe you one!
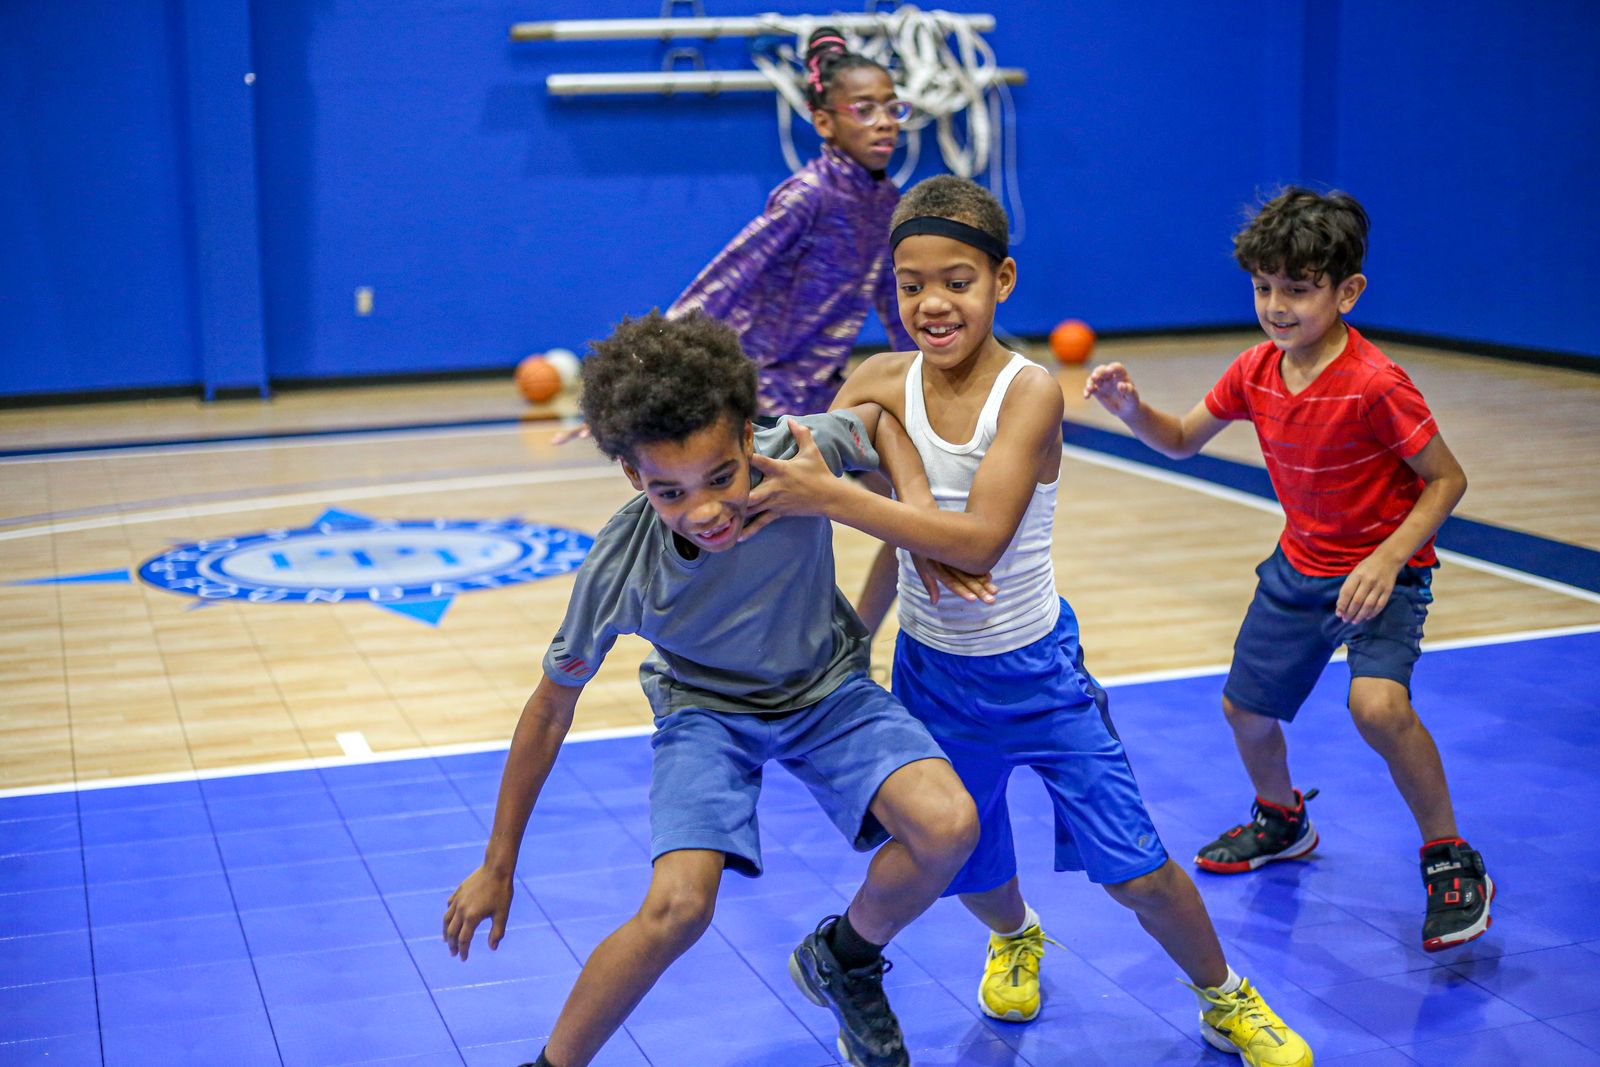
[2,332,1598,793]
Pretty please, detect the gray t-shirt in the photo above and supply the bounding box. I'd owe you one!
[542,411,880,716]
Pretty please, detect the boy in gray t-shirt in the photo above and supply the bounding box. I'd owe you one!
[443,311,977,1067]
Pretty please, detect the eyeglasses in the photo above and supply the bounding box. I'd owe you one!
[822,99,913,124]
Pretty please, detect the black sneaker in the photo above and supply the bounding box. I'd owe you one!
[1195,788,1319,874]
[789,916,909,1067]
[1421,838,1494,951]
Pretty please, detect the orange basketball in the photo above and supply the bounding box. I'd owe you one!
[515,355,562,403]
[1049,319,1096,364]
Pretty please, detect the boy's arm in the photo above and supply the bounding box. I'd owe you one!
[444,674,582,960]
[1336,434,1467,623]
[868,406,934,508]
[872,408,997,604]
[1083,362,1228,459]
[746,368,1063,574]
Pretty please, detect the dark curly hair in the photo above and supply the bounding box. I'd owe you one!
[803,26,888,111]
[579,310,756,463]
[1234,186,1370,284]
[891,175,1010,265]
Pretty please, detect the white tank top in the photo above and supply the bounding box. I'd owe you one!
[895,352,1061,655]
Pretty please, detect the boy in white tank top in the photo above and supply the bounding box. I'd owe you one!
[742,177,1312,1067]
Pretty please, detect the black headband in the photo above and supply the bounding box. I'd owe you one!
[890,216,1009,263]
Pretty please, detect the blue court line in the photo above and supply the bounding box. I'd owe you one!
[6,414,1597,596]
[1061,420,1600,595]
[0,417,535,459]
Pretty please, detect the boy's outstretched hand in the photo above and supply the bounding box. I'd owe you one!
[740,421,1000,602]
[550,422,591,446]
[1083,362,1142,419]
[740,420,844,541]
[443,865,514,961]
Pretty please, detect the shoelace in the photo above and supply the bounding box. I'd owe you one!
[992,927,1062,985]
[840,958,900,1041]
[1183,982,1285,1046]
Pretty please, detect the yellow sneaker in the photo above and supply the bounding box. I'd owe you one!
[977,923,1058,1022]
[1189,978,1313,1066]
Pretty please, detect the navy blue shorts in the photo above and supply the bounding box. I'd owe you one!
[648,671,948,877]
[893,599,1168,893]
[1224,545,1435,722]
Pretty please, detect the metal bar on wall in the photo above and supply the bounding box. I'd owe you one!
[545,67,1026,96]
[509,13,996,42]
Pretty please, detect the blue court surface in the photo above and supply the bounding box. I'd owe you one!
[4,630,1599,1066]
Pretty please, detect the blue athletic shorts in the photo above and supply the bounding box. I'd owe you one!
[647,671,948,877]
[1224,545,1435,722]
[892,599,1168,893]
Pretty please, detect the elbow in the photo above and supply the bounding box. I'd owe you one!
[1428,464,1468,503]
[950,553,997,575]
[934,544,998,575]
[961,539,1008,575]
[855,402,885,442]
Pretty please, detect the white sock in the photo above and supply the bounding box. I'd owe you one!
[1195,965,1244,1008]
[995,904,1039,939]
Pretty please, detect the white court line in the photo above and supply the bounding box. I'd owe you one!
[0,422,546,465]
[8,440,1594,608]
[1062,445,1600,606]
[335,731,374,757]
[5,621,1597,801]
[0,465,616,544]
[0,728,655,800]
[1434,548,1600,605]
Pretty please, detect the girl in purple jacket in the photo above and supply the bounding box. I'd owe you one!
[668,27,915,417]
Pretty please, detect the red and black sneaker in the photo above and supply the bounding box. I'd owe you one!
[1421,838,1494,952]
[1195,788,1319,874]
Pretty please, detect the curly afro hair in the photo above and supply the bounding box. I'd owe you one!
[891,175,1010,265]
[579,310,756,463]
[1234,186,1370,284]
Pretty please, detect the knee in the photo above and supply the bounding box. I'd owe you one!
[1349,685,1417,740]
[637,884,716,948]
[1107,857,1171,908]
[903,782,981,867]
[1222,696,1276,738]
[1104,861,1180,911]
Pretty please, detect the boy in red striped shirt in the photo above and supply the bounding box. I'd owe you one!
[1084,187,1492,952]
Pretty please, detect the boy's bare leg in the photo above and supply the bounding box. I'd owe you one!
[1111,860,1312,1063]
[1222,696,1297,809]
[544,849,724,1067]
[1103,859,1228,988]
[843,758,978,943]
[1348,677,1459,842]
[959,875,1028,933]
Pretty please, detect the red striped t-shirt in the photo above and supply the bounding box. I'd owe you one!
[1204,326,1438,576]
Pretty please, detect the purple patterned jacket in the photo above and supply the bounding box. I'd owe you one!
[668,144,915,416]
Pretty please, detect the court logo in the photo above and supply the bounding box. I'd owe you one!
[134,508,592,625]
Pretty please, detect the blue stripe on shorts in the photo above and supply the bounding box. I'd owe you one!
[892,599,1167,892]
